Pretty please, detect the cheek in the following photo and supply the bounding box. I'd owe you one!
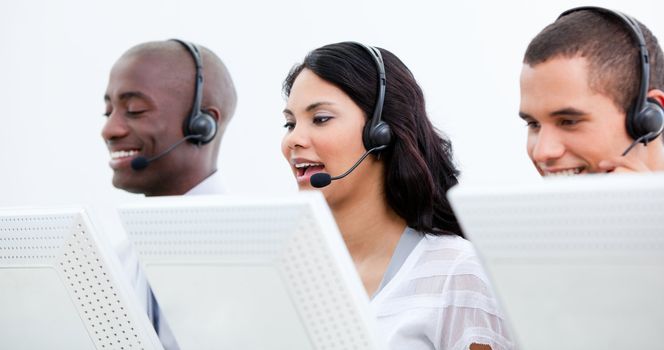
[316,128,361,160]
[310,135,333,160]
[280,136,289,160]
[607,120,632,144]
[580,121,630,156]
[526,134,535,153]
[525,131,539,157]
[136,118,171,142]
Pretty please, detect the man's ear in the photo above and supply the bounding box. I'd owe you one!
[204,107,223,125]
[647,89,664,107]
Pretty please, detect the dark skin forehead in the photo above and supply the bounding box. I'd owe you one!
[105,40,237,125]
[105,43,195,104]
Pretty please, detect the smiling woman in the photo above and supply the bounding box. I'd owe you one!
[281,42,514,350]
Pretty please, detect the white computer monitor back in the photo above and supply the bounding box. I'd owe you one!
[0,207,163,350]
[448,173,664,350]
[119,192,382,350]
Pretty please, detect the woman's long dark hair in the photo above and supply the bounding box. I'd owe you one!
[283,42,462,237]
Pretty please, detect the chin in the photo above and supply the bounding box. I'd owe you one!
[297,184,312,192]
[112,177,146,194]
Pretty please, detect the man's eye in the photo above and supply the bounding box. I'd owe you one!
[283,121,295,130]
[126,110,146,116]
[313,116,332,124]
[560,119,579,126]
[525,120,540,129]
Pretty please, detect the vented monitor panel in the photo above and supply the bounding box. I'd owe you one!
[0,207,163,350]
[448,173,664,350]
[118,192,382,350]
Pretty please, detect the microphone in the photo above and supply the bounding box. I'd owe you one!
[621,132,657,156]
[310,145,386,188]
[131,135,201,171]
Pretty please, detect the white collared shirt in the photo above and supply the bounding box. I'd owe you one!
[184,170,226,196]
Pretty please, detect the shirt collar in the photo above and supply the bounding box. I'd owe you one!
[185,171,226,195]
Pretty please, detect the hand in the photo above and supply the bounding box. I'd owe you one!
[598,156,652,173]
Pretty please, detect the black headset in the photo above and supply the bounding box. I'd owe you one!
[171,39,217,145]
[355,43,393,152]
[558,7,664,146]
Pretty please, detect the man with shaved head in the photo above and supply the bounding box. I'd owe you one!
[103,40,237,349]
[103,39,236,195]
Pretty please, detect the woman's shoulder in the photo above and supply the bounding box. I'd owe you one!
[378,230,514,350]
[411,232,491,289]
[418,233,479,261]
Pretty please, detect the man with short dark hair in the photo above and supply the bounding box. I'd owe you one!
[519,7,664,176]
[103,40,236,195]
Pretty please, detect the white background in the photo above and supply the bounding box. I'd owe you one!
[1,0,662,243]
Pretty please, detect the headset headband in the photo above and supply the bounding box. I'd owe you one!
[558,6,650,114]
[170,39,205,134]
[355,43,387,130]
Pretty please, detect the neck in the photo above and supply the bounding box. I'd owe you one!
[333,199,405,260]
[145,164,217,197]
[648,138,664,171]
[637,135,664,171]
[329,180,406,295]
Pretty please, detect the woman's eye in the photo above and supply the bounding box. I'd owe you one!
[313,116,332,125]
[283,121,295,130]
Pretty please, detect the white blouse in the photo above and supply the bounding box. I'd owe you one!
[371,233,514,350]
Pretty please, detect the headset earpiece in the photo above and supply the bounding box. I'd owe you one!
[627,97,664,142]
[356,43,393,152]
[171,39,218,145]
[189,110,217,144]
[363,120,392,150]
